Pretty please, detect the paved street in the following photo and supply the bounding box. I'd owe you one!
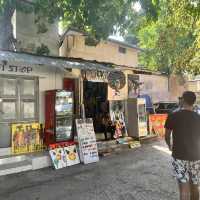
[0,140,178,200]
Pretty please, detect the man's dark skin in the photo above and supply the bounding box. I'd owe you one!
[165,99,199,200]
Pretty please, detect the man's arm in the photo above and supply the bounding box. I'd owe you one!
[165,128,172,151]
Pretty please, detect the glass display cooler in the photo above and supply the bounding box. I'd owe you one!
[44,90,74,145]
[125,98,148,138]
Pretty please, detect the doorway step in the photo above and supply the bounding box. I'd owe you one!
[97,139,141,156]
[0,155,32,176]
[0,152,52,176]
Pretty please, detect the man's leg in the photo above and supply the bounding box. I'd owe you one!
[190,183,199,200]
[178,182,190,200]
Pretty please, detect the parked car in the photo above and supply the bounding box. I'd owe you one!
[138,94,154,114]
[194,105,200,115]
[154,101,179,114]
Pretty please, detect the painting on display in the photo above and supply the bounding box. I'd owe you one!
[109,101,127,139]
[11,123,43,154]
[49,148,66,169]
[128,74,141,98]
[107,71,126,100]
[149,114,168,137]
[64,145,80,166]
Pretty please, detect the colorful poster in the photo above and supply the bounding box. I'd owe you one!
[149,114,168,137]
[11,123,43,154]
[64,145,80,166]
[109,101,127,138]
[49,148,66,169]
[76,118,99,164]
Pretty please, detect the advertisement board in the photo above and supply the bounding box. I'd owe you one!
[149,114,168,137]
[76,118,99,164]
[11,122,43,154]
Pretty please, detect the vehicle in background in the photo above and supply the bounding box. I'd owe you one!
[194,105,200,115]
[138,94,154,114]
[154,101,179,114]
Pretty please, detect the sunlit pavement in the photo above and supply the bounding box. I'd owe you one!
[0,139,178,200]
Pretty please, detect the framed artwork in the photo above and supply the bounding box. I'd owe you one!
[49,148,66,169]
[11,122,43,154]
[64,145,80,166]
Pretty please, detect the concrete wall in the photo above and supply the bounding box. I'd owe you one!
[168,75,188,101]
[60,35,138,68]
[139,74,169,102]
[15,11,59,56]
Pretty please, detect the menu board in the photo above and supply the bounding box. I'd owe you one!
[76,118,99,164]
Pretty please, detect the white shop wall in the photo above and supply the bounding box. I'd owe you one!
[0,61,64,124]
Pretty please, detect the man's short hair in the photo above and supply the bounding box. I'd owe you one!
[182,91,196,106]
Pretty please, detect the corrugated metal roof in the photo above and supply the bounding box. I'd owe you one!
[0,50,116,72]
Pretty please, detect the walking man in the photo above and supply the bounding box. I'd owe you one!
[165,91,200,200]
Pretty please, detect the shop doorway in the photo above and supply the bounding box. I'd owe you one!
[83,81,109,134]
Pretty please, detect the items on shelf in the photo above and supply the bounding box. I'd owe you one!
[45,90,74,145]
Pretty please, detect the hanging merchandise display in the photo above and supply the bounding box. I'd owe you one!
[11,122,44,154]
[109,101,127,139]
[76,118,99,164]
[107,71,127,101]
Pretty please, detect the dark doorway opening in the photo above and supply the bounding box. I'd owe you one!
[83,81,109,133]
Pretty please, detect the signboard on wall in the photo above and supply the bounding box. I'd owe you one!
[81,70,109,82]
[11,122,43,154]
[76,118,99,164]
[0,62,33,74]
[107,71,126,100]
[128,74,140,98]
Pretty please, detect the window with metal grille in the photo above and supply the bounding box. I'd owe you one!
[0,75,39,123]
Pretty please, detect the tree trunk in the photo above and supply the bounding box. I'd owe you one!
[0,3,15,50]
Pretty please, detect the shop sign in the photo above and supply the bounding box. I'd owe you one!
[107,71,126,100]
[81,70,109,82]
[11,122,44,154]
[76,118,99,164]
[149,114,168,137]
[0,62,33,74]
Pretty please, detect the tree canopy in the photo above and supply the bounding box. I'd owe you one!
[0,0,157,50]
[127,0,200,75]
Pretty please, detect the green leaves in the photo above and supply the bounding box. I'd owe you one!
[128,0,200,75]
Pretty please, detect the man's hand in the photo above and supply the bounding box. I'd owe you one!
[165,128,172,151]
[168,144,172,151]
